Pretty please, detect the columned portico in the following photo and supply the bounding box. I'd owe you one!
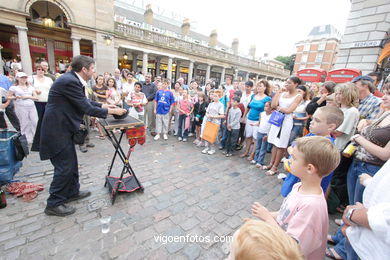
[167,57,173,80]
[142,52,148,75]
[175,61,181,80]
[15,25,33,75]
[46,40,55,72]
[71,36,81,57]
[156,57,161,76]
[132,52,138,72]
[220,67,226,84]
[205,64,211,82]
[188,60,194,83]
[234,69,238,81]
[245,72,249,82]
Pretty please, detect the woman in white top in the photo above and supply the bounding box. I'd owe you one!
[333,82,360,151]
[265,77,303,176]
[30,63,53,151]
[8,72,38,143]
[288,85,310,145]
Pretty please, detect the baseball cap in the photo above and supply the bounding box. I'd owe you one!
[352,75,374,83]
[16,72,28,78]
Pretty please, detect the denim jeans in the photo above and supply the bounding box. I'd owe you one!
[219,120,228,148]
[289,124,303,145]
[226,129,239,153]
[177,114,189,138]
[345,238,359,260]
[347,158,381,204]
[254,132,268,165]
[332,226,347,259]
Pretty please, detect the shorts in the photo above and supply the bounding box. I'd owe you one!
[245,119,258,139]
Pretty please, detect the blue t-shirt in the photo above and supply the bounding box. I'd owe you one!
[247,95,272,121]
[219,95,230,112]
[155,90,175,115]
[280,133,335,197]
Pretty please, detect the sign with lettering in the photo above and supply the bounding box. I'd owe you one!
[350,41,381,48]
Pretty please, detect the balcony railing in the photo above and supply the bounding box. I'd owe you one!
[114,22,290,78]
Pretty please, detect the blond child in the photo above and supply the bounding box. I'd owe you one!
[333,82,360,151]
[251,136,340,260]
[201,90,225,155]
[227,219,303,260]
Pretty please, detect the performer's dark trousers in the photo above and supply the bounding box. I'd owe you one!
[47,141,80,208]
[31,102,46,151]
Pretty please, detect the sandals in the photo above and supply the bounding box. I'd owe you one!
[262,165,273,170]
[96,135,105,140]
[327,234,336,245]
[240,153,249,158]
[265,167,279,176]
[325,248,343,260]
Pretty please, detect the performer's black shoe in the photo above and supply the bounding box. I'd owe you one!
[86,143,95,148]
[44,204,76,217]
[66,190,91,203]
[79,146,88,153]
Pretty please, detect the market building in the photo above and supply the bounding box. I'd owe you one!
[334,0,390,78]
[293,24,341,74]
[0,0,289,85]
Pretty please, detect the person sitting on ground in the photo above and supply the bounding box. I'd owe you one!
[280,106,344,197]
[223,96,242,157]
[251,136,340,260]
[226,219,304,260]
[154,79,175,141]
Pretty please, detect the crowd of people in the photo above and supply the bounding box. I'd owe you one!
[1,57,389,259]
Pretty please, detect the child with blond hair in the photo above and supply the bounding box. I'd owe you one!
[251,136,341,260]
[227,219,303,260]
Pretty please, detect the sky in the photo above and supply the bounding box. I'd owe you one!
[143,0,352,58]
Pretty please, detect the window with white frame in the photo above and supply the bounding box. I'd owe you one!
[318,42,326,51]
[303,44,310,52]
[301,54,308,63]
[315,53,323,63]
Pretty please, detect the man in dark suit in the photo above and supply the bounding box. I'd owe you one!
[40,55,126,216]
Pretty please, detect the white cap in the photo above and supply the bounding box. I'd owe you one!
[16,72,28,78]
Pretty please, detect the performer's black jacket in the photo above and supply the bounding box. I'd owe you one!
[40,71,108,160]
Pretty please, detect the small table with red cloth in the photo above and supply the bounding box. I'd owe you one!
[99,116,145,205]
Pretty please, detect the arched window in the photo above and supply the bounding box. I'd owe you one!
[28,1,69,29]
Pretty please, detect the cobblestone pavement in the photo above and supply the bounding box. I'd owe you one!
[0,132,339,259]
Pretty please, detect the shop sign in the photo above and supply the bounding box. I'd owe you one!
[350,40,381,48]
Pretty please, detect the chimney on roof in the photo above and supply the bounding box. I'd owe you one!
[232,38,239,55]
[209,30,218,48]
[144,4,153,25]
[181,18,190,36]
[249,44,256,58]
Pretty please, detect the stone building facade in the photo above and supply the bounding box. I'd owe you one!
[293,25,341,74]
[0,0,289,85]
[334,0,390,77]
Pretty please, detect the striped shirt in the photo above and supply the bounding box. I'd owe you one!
[358,94,382,120]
